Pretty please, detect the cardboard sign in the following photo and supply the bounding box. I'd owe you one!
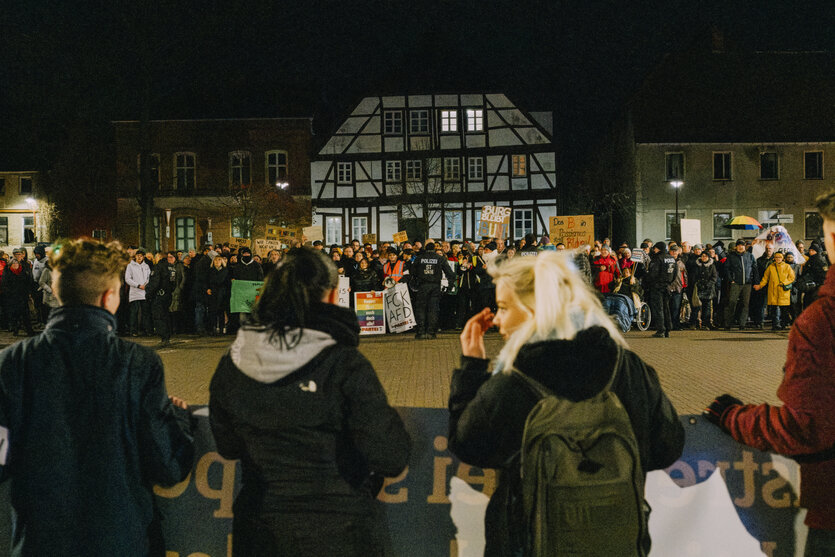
[303,225,324,243]
[477,206,511,239]
[229,280,264,313]
[393,230,409,243]
[384,282,416,333]
[680,218,701,245]
[337,276,351,308]
[230,237,251,248]
[355,291,386,335]
[254,239,282,258]
[362,233,378,246]
[549,215,594,249]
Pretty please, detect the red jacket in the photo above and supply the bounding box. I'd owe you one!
[592,255,620,293]
[723,266,835,529]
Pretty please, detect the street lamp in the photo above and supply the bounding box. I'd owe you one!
[670,181,683,243]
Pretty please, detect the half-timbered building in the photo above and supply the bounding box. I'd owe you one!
[310,94,557,245]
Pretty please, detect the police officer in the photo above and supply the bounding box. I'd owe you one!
[147,251,184,348]
[644,241,676,337]
[411,241,455,339]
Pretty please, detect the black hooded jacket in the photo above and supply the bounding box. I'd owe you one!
[448,327,684,556]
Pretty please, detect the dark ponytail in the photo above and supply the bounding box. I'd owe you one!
[252,247,338,347]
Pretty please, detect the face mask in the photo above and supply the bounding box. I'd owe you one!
[241,254,252,263]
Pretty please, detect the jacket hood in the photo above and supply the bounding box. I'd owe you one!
[696,257,713,268]
[230,327,337,383]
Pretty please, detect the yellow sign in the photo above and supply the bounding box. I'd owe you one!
[549,215,595,249]
[303,225,324,243]
[477,206,512,239]
[230,237,251,248]
[254,239,282,258]
[362,233,377,245]
[393,230,409,243]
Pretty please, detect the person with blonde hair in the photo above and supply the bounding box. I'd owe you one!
[448,251,683,556]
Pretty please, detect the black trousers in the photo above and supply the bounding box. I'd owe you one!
[414,283,441,335]
[648,289,672,333]
[456,288,480,327]
[152,296,172,342]
[129,299,152,334]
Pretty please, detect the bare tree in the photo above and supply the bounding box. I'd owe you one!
[391,139,450,240]
[209,181,311,242]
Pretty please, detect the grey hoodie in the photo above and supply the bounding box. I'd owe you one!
[230,327,337,383]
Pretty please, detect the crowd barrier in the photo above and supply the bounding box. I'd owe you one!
[0,409,805,556]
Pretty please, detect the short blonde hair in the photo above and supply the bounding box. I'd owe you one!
[50,239,129,306]
[489,251,627,373]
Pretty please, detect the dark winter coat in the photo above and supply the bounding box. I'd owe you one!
[448,327,684,556]
[350,267,381,292]
[0,306,194,556]
[694,257,718,300]
[231,257,264,282]
[724,250,758,285]
[1,266,32,310]
[803,253,829,286]
[643,248,677,292]
[209,303,410,556]
[192,254,213,304]
[207,265,231,313]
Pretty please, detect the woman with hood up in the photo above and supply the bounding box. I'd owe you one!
[209,247,410,556]
[692,250,718,329]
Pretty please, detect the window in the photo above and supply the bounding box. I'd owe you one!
[136,153,160,189]
[445,211,463,241]
[19,176,32,195]
[440,110,457,132]
[713,212,733,239]
[468,157,484,180]
[351,216,368,240]
[175,217,196,250]
[760,152,778,180]
[410,110,429,133]
[229,151,251,186]
[713,152,732,180]
[175,153,196,190]
[0,217,7,244]
[266,150,288,185]
[406,160,422,180]
[511,155,527,177]
[153,216,160,251]
[231,216,252,239]
[665,212,685,240]
[466,109,484,132]
[23,216,35,243]
[444,158,461,180]
[805,151,823,179]
[665,153,685,180]
[513,209,533,239]
[386,160,402,182]
[806,211,824,239]
[325,216,342,246]
[337,162,352,184]
[92,229,107,240]
[0,178,5,195]
[384,111,403,135]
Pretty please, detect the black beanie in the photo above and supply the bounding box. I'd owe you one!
[653,241,666,252]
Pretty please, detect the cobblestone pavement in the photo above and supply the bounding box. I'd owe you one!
[0,326,789,415]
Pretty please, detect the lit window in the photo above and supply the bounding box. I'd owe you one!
[713,212,732,239]
[410,110,429,133]
[175,153,196,190]
[444,158,461,180]
[325,216,342,246]
[713,152,732,180]
[440,110,457,132]
[384,111,403,134]
[466,109,484,132]
[153,216,160,251]
[468,157,483,180]
[19,176,33,195]
[352,216,368,240]
[23,216,35,243]
[266,150,289,185]
[229,151,251,186]
[511,155,527,177]
[805,151,823,179]
[665,153,684,180]
[231,216,252,239]
[760,153,778,180]
[175,217,195,250]
[513,209,533,239]
[92,229,107,240]
[445,211,463,241]
[0,217,8,244]
[337,162,353,184]
[406,160,422,180]
[386,161,402,181]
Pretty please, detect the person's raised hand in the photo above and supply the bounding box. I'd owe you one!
[460,308,494,360]
[169,396,189,410]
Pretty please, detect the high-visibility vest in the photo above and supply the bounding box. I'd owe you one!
[384,260,405,282]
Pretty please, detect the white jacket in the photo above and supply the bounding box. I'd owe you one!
[124,260,151,302]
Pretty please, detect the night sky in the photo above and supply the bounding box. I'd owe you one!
[0,0,831,169]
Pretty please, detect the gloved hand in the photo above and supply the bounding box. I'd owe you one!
[702,394,743,429]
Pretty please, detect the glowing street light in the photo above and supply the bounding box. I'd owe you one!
[276,182,289,190]
[670,181,683,243]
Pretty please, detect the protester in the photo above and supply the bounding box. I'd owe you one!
[753,250,795,330]
[692,250,718,329]
[125,249,152,337]
[0,238,194,555]
[448,251,684,556]
[209,247,410,556]
[206,254,230,335]
[147,251,185,348]
[723,239,758,330]
[703,190,835,557]
[644,242,676,337]
[592,244,620,293]
[1,258,34,336]
[350,257,381,293]
[801,243,829,308]
[36,257,61,320]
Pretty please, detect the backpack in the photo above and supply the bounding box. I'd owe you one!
[514,346,647,556]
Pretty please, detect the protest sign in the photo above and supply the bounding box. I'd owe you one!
[477,206,511,239]
[229,280,264,313]
[362,233,378,246]
[254,239,282,258]
[393,230,409,243]
[230,237,250,248]
[681,218,701,245]
[355,291,386,334]
[549,215,594,249]
[384,283,416,333]
[337,276,351,308]
[303,225,324,243]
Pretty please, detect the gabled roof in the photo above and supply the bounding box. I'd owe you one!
[631,50,835,143]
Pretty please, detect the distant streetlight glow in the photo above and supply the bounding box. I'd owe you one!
[669,181,683,243]
[276,182,289,190]
[25,197,36,207]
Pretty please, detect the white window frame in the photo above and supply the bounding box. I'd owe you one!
[410,110,429,133]
[175,217,196,251]
[22,215,35,244]
[337,162,353,184]
[713,211,733,239]
[804,151,824,179]
[665,152,685,181]
[513,209,534,240]
[440,110,458,133]
[325,216,343,246]
[665,211,686,240]
[91,229,107,240]
[805,210,824,239]
[174,152,196,190]
[19,176,33,195]
[759,152,779,180]
[511,155,527,177]
[351,216,368,241]
[466,109,484,132]
[406,160,422,181]
[384,111,403,135]
[266,150,289,185]
[712,152,732,181]
[444,157,461,180]
[467,157,484,180]
[386,160,402,182]
[0,216,8,245]
[229,150,252,187]
[445,210,463,241]
[230,216,252,239]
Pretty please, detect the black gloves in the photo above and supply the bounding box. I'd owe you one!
[703,394,743,429]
